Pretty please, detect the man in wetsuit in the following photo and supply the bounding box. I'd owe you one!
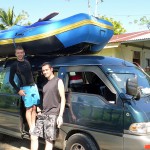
[30,62,66,150]
[9,46,40,133]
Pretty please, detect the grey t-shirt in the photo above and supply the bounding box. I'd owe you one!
[42,77,61,115]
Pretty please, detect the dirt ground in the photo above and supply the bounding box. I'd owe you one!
[0,134,59,150]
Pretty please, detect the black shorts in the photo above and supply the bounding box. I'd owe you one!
[31,114,58,141]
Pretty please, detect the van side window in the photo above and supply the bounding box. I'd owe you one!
[67,71,116,104]
[69,72,84,92]
[0,69,19,94]
[65,90,122,131]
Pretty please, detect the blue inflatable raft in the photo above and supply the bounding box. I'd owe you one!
[0,13,114,56]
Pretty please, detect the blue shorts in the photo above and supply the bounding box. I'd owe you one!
[21,84,40,108]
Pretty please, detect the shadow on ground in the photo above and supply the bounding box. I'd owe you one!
[0,134,59,150]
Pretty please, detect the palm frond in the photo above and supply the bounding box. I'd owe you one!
[0,7,29,28]
[14,11,28,25]
[7,6,14,26]
[0,9,8,25]
[0,24,5,30]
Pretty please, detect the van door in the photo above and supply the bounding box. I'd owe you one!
[0,68,21,136]
[59,66,124,150]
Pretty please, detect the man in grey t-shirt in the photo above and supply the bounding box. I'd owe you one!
[31,62,66,150]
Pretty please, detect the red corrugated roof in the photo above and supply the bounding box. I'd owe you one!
[109,30,150,43]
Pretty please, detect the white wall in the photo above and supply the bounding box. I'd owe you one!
[97,42,150,69]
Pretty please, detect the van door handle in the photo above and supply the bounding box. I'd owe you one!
[12,102,17,106]
[12,99,20,106]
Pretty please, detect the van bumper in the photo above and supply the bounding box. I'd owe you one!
[124,133,150,150]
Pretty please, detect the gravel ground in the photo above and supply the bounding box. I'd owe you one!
[0,134,59,150]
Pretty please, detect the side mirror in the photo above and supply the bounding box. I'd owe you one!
[126,76,141,100]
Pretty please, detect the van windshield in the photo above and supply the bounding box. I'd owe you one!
[103,66,150,96]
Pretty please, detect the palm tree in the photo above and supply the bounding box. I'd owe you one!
[0,7,29,30]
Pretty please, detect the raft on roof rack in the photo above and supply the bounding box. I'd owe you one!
[0,13,114,56]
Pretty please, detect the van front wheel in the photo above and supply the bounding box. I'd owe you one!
[65,133,98,150]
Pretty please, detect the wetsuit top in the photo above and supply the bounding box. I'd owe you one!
[9,60,35,93]
[42,76,61,115]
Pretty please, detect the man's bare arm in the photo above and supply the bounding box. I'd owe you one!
[57,79,66,128]
[58,79,66,117]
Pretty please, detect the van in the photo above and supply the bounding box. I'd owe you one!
[0,55,150,150]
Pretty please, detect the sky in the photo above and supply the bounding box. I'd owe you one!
[0,0,150,33]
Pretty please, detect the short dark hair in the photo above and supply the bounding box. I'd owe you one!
[42,62,52,68]
[15,45,24,51]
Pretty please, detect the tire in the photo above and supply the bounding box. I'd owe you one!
[65,133,98,150]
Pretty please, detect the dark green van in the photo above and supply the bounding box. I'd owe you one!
[0,55,150,150]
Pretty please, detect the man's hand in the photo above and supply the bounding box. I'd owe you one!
[18,90,25,96]
[57,116,63,128]
[72,114,77,122]
[37,107,42,115]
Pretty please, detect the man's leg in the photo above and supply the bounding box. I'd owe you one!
[26,107,33,130]
[44,115,57,150]
[31,135,39,150]
[31,105,37,131]
[45,140,53,150]
[26,105,37,132]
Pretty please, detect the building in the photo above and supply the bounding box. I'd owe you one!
[98,30,150,71]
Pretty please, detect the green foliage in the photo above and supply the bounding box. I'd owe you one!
[134,16,150,29]
[0,24,5,30]
[99,15,126,35]
[0,7,30,30]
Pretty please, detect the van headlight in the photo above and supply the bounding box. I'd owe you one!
[129,122,150,134]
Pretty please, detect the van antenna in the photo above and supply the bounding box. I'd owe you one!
[88,0,91,15]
